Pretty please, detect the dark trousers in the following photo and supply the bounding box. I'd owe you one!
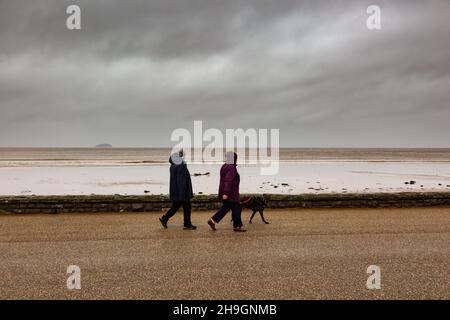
[162,200,192,227]
[211,201,243,228]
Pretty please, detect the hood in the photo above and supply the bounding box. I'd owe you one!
[225,151,237,166]
[169,152,183,165]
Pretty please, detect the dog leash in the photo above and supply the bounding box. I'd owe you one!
[240,197,252,205]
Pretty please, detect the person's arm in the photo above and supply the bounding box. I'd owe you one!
[185,167,193,198]
[222,166,237,199]
[177,164,191,198]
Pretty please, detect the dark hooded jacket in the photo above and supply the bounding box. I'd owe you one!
[169,154,193,202]
[218,152,240,203]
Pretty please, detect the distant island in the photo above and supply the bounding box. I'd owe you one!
[95,144,113,148]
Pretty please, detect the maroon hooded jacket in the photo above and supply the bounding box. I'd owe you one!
[218,152,240,203]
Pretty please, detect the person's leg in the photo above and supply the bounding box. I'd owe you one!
[161,201,182,222]
[182,200,193,227]
[211,201,232,224]
[231,202,244,229]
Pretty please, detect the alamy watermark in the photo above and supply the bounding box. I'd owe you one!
[366,265,381,290]
[366,5,381,30]
[67,265,81,290]
[66,5,81,30]
[171,121,279,175]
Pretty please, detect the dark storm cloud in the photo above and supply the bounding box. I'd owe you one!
[0,0,449,147]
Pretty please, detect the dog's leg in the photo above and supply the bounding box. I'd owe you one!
[249,210,257,223]
[260,210,270,224]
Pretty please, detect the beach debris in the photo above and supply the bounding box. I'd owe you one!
[193,172,210,177]
[198,192,203,195]
[447,185,450,187]
[438,183,442,186]
[144,190,150,194]
[410,181,416,185]
[281,183,289,186]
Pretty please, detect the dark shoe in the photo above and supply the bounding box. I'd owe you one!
[183,225,197,230]
[207,219,216,231]
[159,217,168,229]
[233,227,247,232]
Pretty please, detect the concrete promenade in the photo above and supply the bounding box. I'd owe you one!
[0,207,449,299]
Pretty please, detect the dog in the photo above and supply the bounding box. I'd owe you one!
[240,196,269,224]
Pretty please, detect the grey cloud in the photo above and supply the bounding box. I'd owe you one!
[0,0,449,147]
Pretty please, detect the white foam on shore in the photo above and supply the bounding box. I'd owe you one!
[1,161,449,196]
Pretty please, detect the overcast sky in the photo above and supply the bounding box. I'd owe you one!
[0,0,449,147]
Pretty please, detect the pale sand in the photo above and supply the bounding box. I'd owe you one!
[1,161,450,196]
[0,207,449,299]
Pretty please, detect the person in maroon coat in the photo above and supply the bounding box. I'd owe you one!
[207,151,247,232]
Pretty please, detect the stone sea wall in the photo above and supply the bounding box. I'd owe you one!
[0,192,450,214]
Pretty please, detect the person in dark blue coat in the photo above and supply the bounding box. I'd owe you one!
[159,150,196,230]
